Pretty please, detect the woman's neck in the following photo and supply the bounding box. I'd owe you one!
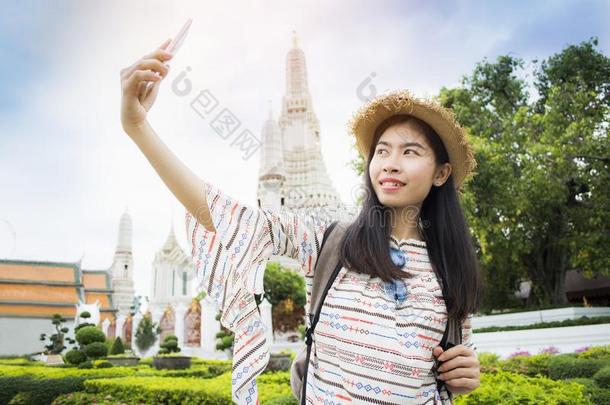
[390,207,424,241]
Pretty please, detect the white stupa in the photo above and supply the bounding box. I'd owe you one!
[257,31,345,213]
[110,208,136,316]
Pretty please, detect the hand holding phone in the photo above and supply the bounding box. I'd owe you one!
[144,18,192,96]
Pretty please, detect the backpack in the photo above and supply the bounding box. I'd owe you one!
[289,221,462,404]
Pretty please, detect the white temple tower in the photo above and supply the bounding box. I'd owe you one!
[257,31,343,212]
[110,208,136,316]
[257,105,286,211]
[150,222,194,306]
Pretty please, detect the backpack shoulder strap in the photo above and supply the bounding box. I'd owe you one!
[302,222,347,342]
[309,221,347,318]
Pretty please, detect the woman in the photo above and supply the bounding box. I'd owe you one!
[120,40,481,404]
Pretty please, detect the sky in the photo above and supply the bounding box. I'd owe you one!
[0,0,608,298]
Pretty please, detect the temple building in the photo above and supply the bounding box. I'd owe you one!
[257,32,345,213]
[0,210,134,356]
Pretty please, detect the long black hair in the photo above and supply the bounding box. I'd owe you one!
[339,114,481,321]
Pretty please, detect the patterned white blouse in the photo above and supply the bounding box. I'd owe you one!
[185,181,475,404]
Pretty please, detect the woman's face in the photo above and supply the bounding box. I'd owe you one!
[368,121,451,211]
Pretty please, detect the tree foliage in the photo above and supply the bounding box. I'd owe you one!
[348,38,609,309]
[440,38,609,307]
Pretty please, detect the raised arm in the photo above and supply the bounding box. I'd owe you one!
[119,39,216,233]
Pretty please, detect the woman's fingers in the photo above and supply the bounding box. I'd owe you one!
[141,79,162,108]
[438,364,480,381]
[121,58,170,82]
[437,354,479,373]
[143,47,173,63]
[123,70,161,96]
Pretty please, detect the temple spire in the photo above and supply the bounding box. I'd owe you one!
[292,30,299,48]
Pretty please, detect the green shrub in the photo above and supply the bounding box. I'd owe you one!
[85,374,234,404]
[474,316,610,333]
[158,335,181,355]
[566,378,610,405]
[455,370,590,404]
[548,355,607,380]
[83,342,108,359]
[75,326,105,346]
[92,360,113,369]
[51,392,116,404]
[477,352,501,369]
[502,353,552,377]
[64,349,87,366]
[77,360,92,369]
[108,337,124,356]
[8,391,35,405]
[83,371,296,405]
[593,365,610,389]
[578,345,610,361]
[0,376,85,405]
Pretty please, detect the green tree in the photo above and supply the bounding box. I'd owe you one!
[347,38,608,309]
[109,336,125,355]
[262,262,307,333]
[262,262,306,307]
[135,315,160,353]
[438,38,609,307]
[39,313,73,355]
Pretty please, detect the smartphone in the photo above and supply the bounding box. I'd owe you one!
[143,18,192,96]
[166,18,192,56]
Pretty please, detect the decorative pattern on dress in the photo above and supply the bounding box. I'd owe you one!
[185,181,475,404]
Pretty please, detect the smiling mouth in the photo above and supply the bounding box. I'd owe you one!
[380,181,405,190]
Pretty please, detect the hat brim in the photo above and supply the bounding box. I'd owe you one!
[349,90,476,190]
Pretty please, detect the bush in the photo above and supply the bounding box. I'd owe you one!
[548,355,607,380]
[51,392,120,405]
[502,353,553,377]
[84,374,234,404]
[0,376,85,405]
[158,335,181,355]
[109,337,125,356]
[593,365,610,389]
[64,349,87,366]
[455,370,590,404]
[477,352,502,367]
[566,378,610,405]
[8,391,35,405]
[474,316,610,333]
[77,361,92,369]
[135,316,160,353]
[83,342,108,359]
[83,371,296,405]
[75,327,105,346]
[578,345,610,361]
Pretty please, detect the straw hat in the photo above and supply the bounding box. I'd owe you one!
[348,90,477,190]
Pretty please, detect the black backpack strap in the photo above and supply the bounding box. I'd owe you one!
[435,317,463,398]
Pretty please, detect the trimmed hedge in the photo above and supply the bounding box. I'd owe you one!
[578,345,610,361]
[501,353,553,377]
[548,355,607,380]
[455,370,590,404]
[84,371,296,405]
[593,365,610,389]
[74,326,105,346]
[0,363,234,404]
[0,376,85,405]
[474,316,610,333]
[85,374,233,404]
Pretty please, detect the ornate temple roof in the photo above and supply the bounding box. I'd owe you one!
[0,259,116,321]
